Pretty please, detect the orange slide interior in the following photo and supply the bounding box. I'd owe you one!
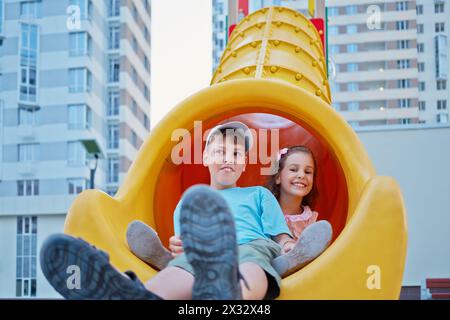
[154,112,348,247]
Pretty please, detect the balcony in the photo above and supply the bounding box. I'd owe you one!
[17,161,37,176]
[17,125,36,140]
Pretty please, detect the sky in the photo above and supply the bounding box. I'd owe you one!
[151,0,213,128]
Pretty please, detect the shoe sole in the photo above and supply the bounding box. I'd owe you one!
[272,220,333,277]
[40,233,159,300]
[126,220,173,270]
[180,185,241,300]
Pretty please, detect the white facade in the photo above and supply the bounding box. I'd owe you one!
[415,0,449,124]
[0,0,151,298]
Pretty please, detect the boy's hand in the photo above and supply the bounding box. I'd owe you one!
[282,240,296,254]
[169,235,184,257]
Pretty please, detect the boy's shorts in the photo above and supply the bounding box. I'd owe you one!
[167,238,282,300]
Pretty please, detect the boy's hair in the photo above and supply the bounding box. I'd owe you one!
[205,121,253,153]
[206,128,247,152]
[266,146,319,208]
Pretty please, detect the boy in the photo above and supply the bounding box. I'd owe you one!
[40,122,295,300]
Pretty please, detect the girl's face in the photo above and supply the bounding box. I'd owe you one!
[276,151,314,199]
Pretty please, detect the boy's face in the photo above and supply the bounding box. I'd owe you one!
[203,133,247,188]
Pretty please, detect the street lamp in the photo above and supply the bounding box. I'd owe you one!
[80,139,103,189]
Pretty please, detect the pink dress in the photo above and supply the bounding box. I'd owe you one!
[284,206,319,240]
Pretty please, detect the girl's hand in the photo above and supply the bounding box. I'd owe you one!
[169,235,184,257]
[282,240,296,254]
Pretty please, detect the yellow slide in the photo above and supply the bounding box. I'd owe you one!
[64,7,408,299]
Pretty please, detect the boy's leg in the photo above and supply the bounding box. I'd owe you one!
[272,220,333,277]
[127,220,173,270]
[40,233,162,300]
[238,262,268,300]
[144,266,194,300]
[181,185,241,300]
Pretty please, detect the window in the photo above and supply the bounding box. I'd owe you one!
[396,21,409,30]
[346,25,357,34]
[417,24,424,34]
[68,104,91,129]
[144,85,149,101]
[20,0,42,19]
[67,141,86,165]
[131,99,137,114]
[329,45,339,55]
[17,180,39,196]
[348,82,358,92]
[398,40,409,49]
[345,5,358,15]
[18,107,37,125]
[398,99,411,108]
[327,7,339,17]
[417,43,424,53]
[108,91,120,116]
[70,0,92,20]
[416,4,423,15]
[108,0,120,17]
[333,103,341,111]
[435,22,445,33]
[397,59,410,69]
[107,157,119,183]
[437,100,447,110]
[437,113,448,123]
[106,187,118,196]
[435,3,444,14]
[396,2,407,11]
[68,178,87,194]
[108,25,120,49]
[143,114,149,130]
[132,67,138,84]
[18,143,39,162]
[348,102,359,111]
[109,58,120,82]
[419,101,426,111]
[19,23,38,103]
[132,4,138,20]
[69,68,90,93]
[108,123,119,149]
[418,62,425,72]
[401,118,411,125]
[69,32,90,56]
[347,44,358,53]
[437,79,447,90]
[419,81,425,91]
[131,131,138,148]
[132,36,138,52]
[16,216,37,297]
[0,0,3,37]
[144,56,149,72]
[144,26,149,42]
[435,35,448,79]
[348,63,358,72]
[328,26,338,36]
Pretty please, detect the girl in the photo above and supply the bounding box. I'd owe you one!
[267,145,332,277]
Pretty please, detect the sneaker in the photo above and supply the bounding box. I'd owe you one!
[271,220,333,277]
[180,185,241,300]
[39,233,162,300]
[127,220,173,270]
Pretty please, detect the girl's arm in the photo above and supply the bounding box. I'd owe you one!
[273,233,296,254]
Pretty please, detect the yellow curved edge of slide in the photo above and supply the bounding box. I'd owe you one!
[279,176,408,299]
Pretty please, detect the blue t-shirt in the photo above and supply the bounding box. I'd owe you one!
[173,186,292,245]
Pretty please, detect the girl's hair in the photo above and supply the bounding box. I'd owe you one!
[266,146,318,208]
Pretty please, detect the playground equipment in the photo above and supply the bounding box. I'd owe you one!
[64,6,408,299]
